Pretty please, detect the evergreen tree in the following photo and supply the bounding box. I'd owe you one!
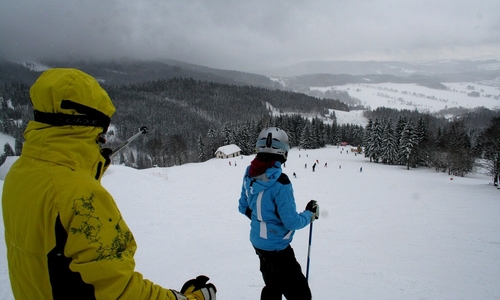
[136,153,147,169]
[222,123,234,146]
[128,151,135,167]
[300,121,314,149]
[414,117,430,167]
[380,120,398,164]
[197,134,206,162]
[394,115,407,164]
[363,119,374,161]
[4,143,15,157]
[207,126,217,158]
[479,117,500,184]
[14,138,23,156]
[399,121,417,170]
[445,120,475,176]
[435,127,445,150]
[371,118,384,163]
[0,154,6,167]
[145,135,164,167]
[119,151,126,165]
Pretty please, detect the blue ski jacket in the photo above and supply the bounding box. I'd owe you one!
[238,161,313,251]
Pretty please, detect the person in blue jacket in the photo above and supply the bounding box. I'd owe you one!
[238,127,319,300]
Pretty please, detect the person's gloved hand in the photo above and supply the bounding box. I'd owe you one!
[244,207,252,220]
[172,275,216,300]
[305,200,320,222]
[100,148,112,168]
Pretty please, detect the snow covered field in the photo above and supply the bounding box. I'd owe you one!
[1,145,499,299]
[313,82,500,113]
[1,81,500,299]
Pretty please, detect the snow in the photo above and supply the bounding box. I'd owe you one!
[312,82,500,113]
[332,110,368,127]
[1,81,500,299]
[0,133,15,157]
[1,145,500,299]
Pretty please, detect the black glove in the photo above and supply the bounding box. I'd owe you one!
[177,275,216,300]
[305,200,320,221]
[95,148,113,180]
[244,207,252,220]
[100,148,112,168]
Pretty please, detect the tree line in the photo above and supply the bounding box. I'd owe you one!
[363,106,500,180]
[1,79,500,182]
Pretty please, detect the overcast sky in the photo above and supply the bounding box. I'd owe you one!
[1,0,499,72]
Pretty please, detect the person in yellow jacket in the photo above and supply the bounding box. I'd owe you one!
[2,68,216,300]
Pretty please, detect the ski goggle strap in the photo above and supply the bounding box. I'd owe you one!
[256,138,290,152]
[34,100,111,133]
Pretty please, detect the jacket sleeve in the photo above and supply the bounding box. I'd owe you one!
[61,186,178,300]
[238,172,250,216]
[274,182,312,230]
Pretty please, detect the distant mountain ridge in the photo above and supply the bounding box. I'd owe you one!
[262,59,500,78]
[1,58,499,94]
[0,58,280,88]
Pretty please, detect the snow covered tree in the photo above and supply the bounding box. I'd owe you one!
[207,126,217,158]
[479,116,500,184]
[380,120,398,165]
[414,117,430,167]
[399,120,417,170]
[119,151,125,165]
[197,134,206,162]
[0,154,6,167]
[4,143,15,157]
[363,119,374,161]
[445,120,475,177]
[328,125,340,145]
[127,151,136,168]
[434,127,446,150]
[371,118,384,162]
[136,153,148,169]
[222,123,234,146]
[145,135,164,167]
[14,138,23,156]
[300,121,314,149]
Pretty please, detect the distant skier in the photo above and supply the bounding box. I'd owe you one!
[238,127,319,300]
[360,166,363,172]
[312,162,316,172]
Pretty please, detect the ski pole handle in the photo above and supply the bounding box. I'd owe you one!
[110,126,148,157]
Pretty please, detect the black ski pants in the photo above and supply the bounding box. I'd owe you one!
[254,245,312,300]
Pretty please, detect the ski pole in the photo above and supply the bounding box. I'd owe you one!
[109,126,148,157]
[306,221,313,282]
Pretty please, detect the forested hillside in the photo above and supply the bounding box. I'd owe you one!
[0,77,349,167]
[1,61,500,180]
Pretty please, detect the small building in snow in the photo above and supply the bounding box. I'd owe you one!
[215,144,241,159]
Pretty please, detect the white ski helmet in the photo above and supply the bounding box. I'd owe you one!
[256,127,290,160]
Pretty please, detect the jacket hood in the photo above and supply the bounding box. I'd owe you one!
[22,68,116,178]
[244,161,283,195]
[30,68,115,118]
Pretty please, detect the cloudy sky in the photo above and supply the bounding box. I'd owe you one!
[1,0,499,72]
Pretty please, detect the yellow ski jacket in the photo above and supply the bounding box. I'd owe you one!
[2,69,177,299]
